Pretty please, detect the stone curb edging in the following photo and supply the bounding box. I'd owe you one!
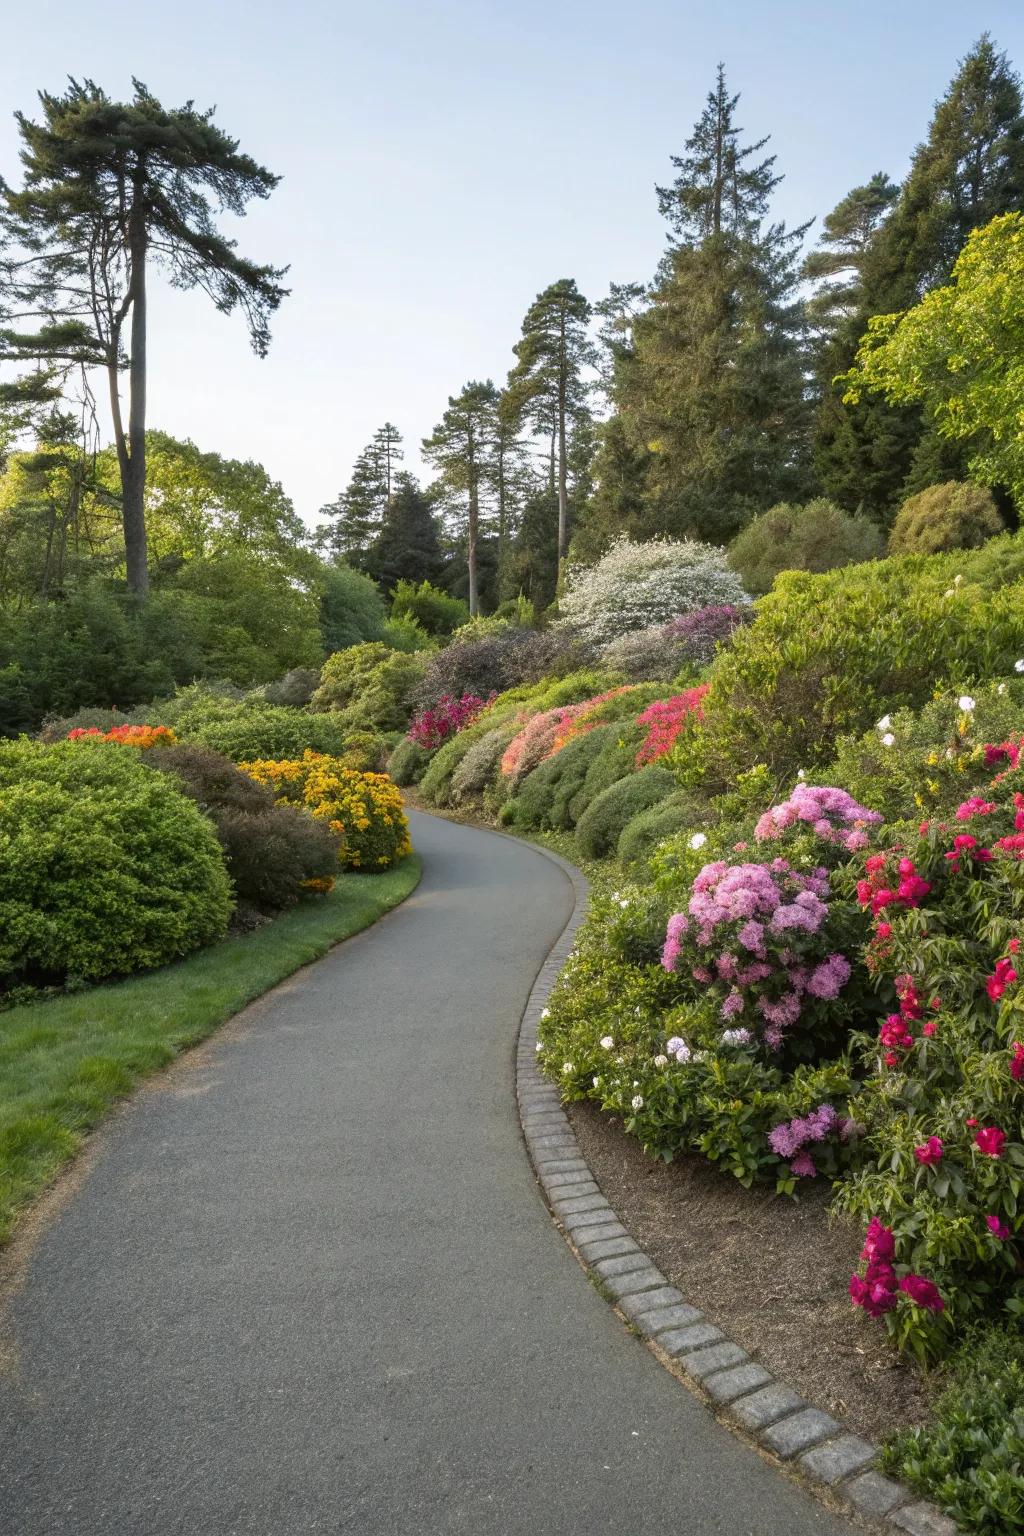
[514,841,958,1536]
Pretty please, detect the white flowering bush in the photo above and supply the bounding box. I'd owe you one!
[558,538,748,649]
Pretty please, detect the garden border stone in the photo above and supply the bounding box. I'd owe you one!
[513,839,961,1536]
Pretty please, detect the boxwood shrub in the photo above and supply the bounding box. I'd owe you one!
[0,740,233,990]
[575,764,678,859]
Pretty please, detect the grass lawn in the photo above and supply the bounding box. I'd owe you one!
[0,854,421,1246]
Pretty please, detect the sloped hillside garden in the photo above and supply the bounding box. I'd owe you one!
[390,536,1024,1528]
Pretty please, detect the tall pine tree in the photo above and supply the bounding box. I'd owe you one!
[317,422,405,563]
[505,278,594,567]
[607,65,811,542]
[0,79,287,596]
[422,381,499,616]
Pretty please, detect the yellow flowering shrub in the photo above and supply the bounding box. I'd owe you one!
[240,751,412,870]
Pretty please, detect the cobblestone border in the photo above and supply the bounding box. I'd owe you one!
[515,842,958,1536]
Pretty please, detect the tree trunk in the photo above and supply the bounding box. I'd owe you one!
[557,309,569,566]
[123,171,150,597]
[467,433,479,617]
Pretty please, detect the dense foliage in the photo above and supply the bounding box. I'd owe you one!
[0,740,233,991]
[241,752,412,870]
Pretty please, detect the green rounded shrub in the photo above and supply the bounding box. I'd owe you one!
[312,643,426,732]
[728,498,885,595]
[150,744,339,912]
[0,740,233,989]
[575,765,677,859]
[673,542,1024,791]
[569,722,646,823]
[507,727,613,832]
[418,727,486,808]
[889,482,1004,556]
[387,737,431,787]
[450,724,518,804]
[617,790,701,867]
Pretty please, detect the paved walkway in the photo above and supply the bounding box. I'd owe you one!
[0,812,852,1535]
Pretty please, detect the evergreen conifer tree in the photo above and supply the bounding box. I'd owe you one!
[422,381,499,616]
[362,472,442,591]
[609,64,811,542]
[505,278,594,567]
[0,79,287,596]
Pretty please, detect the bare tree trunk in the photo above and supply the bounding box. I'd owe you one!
[557,308,568,566]
[467,433,479,617]
[122,175,149,597]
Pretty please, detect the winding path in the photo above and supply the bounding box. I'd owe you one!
[0,812,852,1535]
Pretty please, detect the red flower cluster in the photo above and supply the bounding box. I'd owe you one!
[913,1135,943,1166]
[1011,1042,1024,1081]
[848,1218,944,1317]
[944,831,993,870]
[407,693,492,750]
[878,974,938,1066]
[975,1126,1006,1158]
[857,853,931,917]
[984,739,1021,771]
[987,951,1019,1003]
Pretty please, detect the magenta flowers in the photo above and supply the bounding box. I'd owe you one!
[974,1126,1006,1157]
[768,1103,854,1179]
[913,1136,943,1167]
[408,693,490,750]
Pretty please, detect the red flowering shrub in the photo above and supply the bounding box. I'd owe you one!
[836,744,1024,1359]
[407,693,491,750]
[635,685,708,765]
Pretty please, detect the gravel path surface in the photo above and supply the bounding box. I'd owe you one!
[0,811,853,1535]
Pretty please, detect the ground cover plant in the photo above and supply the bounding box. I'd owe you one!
[0,856,421,1247]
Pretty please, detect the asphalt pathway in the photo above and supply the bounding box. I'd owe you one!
[0,811,853,1535]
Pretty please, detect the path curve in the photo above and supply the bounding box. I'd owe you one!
[0,811,852,1535]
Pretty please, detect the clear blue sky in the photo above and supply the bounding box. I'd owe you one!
[2,0,1022,526]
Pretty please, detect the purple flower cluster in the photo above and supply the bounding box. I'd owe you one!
[768,1103,855,1178]
[754,784,882,854]
[663,604,750,666]
[661,857,852,1049]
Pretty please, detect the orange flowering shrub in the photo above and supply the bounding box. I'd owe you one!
[68,724,177,749]
[240,751,412,870]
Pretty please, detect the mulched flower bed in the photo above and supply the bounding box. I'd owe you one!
[565,1098,934,1444]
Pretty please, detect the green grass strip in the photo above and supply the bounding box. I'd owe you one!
[0,855,421,1246]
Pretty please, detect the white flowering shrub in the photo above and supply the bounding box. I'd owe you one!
[558,538,748,648]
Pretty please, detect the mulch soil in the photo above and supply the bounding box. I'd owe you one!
[565,1099,934,1444]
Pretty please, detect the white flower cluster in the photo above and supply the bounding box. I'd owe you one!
[876,714,895,748]
[557,537,749,648]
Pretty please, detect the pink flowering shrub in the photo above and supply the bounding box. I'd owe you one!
[661,856,859,1055]
[407,692,491,750]
[755,784,881,855]
[500,688,630,785]
[835,744,1024,1359]
[635,685,708,765]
